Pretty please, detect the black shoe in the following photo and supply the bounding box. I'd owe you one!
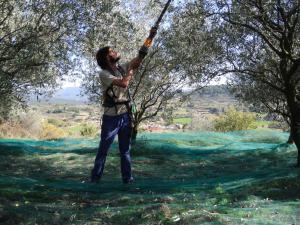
[123,177,134,184]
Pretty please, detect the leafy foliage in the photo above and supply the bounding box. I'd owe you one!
[172,0,300,165]
[40,121,66,140]
[214,107,256,132]
[0,0,83,118]
[79,123,97,137]
[80,1,192,139]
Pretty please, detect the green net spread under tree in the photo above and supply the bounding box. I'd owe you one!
[0,130,299,224]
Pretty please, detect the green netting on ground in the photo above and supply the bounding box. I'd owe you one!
[0,130,299,225]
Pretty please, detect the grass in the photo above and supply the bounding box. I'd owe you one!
[172,117,192,125]
[0,130,299,224]
[67,124,99,137]
[251,120,272,129]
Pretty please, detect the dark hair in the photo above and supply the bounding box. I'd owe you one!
[96,46,110,70]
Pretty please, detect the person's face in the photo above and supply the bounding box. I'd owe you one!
[107,48,120,63]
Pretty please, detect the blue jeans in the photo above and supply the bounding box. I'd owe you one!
[91,112,133,182]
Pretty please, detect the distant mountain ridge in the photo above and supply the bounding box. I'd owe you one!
[53,87,87,102]
[30,87,88,104]
[30,85,232,104]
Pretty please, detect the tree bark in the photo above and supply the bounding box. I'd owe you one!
[291,106,300,167]
[285,81,300,167]
[296,135,300,167]
[288,98,300,167]
[131,123,139,142]
[287,131,294,144]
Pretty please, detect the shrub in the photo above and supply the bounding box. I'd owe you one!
[80,123,97,137]
[69,107,80,113]
[0,110,43,138]
[40,121,66,140]
[47,118,64,127]
[214,107,257,132]
[52,109,64,114]
[189,115,215,131]
[19,111,44,138]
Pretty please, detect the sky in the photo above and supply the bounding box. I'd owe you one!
[61,78,82,88]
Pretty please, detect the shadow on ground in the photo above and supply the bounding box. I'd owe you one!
[0,130,299,225]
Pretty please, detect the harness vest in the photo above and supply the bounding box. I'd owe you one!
[102,65,135,115]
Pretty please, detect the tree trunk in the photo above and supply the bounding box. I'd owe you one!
[131,123,139,142]
[290,104,300,167]
[286,83,300,167]
[297,139,300,167]
[292,114,300,167]
[287,131,294,144]
[292,126,300,167]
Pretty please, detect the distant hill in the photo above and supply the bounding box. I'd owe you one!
[30,87,88,104]
[30,85,233,105]
[53,87,87,102]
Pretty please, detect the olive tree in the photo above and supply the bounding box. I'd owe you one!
[172,0,300,166]
[217,0,300,166]
[80,0,191,140]
[0,0,84,119]
[129,39,189,140]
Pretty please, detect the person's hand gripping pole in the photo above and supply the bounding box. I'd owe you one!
[138,27,158,59]
[138,0,172,60]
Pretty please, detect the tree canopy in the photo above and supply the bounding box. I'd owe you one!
[0,0,83,118]
[170,0,300,165]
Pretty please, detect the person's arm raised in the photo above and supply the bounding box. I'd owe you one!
[129,57,143,70]
[111,69,134,88]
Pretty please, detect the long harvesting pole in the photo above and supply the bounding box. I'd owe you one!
[138,0,173,59]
